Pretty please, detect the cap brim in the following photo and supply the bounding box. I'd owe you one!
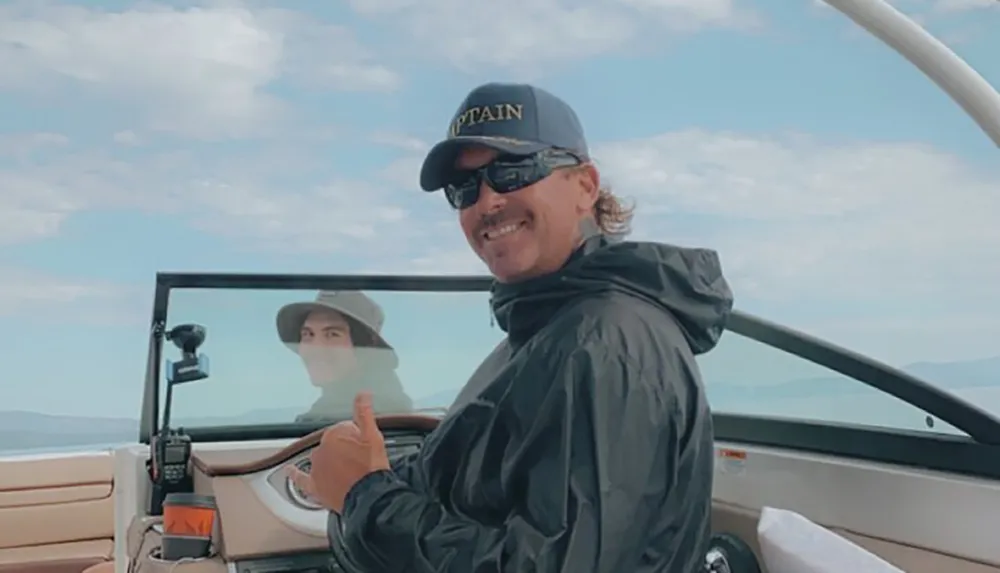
[419,136,551,191]
[275,302,391,351]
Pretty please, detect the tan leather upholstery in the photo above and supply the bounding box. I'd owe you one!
[0,453,115,573]
[81,562,113,573]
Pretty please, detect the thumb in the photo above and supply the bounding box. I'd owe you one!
[353,391,380,439]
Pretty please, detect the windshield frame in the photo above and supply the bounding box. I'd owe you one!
[139,271,1000,479]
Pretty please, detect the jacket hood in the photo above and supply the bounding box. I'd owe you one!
[491,235,734,354]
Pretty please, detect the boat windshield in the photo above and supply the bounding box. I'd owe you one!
[157,282,965,436]
[160,287,502,429]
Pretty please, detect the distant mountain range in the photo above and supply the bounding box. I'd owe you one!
[2,356,998,454]
[709,355,1000,402]
[0,411,140,453]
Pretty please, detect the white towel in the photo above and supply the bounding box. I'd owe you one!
[757,506,905,573]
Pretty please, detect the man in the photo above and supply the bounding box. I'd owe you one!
[291,83,734,572]
[275,290,413,422]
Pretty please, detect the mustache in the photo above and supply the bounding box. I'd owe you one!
[476,209,526,235]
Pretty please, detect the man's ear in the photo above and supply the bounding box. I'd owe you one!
[576,163,600,210]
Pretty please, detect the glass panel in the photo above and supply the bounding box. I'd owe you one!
[161,288,501,429]
[698,331,964,436]
[161,285,970,436]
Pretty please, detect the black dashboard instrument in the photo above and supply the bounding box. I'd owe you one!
[165,324,209,385]
[235,551,342,573]
[148,431,193,515]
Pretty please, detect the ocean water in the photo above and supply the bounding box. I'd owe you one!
[710,386,1000,436]
[0,443,124,458]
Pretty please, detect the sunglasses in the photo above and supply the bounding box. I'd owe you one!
[443,149,583,210]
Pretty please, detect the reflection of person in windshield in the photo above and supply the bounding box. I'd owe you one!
[294,83,733,573]
[275,290,413,421]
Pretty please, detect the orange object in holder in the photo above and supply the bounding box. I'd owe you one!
[162,493,217,560]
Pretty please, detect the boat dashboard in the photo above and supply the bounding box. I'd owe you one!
[121,416,439,573]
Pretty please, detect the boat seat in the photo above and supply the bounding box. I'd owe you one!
[757,506,903,573]
[81,561,114,573]
[705,532,762,573]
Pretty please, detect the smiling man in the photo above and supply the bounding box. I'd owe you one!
[296,83,735,573]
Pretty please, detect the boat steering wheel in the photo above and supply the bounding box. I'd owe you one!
[327,511,361,573]
[322,413,440,573]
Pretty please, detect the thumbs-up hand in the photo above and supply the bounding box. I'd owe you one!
[288,391,391,513]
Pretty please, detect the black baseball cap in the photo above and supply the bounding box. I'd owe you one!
[419,82,590,192]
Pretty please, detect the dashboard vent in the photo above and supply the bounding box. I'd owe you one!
[386,434,422,460]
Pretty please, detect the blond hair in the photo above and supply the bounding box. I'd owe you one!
[594,187,634,237]
[562,162,635,237]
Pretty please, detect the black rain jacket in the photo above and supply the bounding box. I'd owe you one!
[341,235,734,573]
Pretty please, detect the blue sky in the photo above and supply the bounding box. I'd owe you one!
[1,0,999,424]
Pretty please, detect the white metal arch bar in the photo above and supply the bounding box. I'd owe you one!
[824,0,1000,147]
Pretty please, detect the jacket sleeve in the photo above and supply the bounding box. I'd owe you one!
[387,450,422,489]
[339,343,677,573]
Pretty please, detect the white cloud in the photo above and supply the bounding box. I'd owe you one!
[0,133,78,245]
[316,64,401,92]
[0,132,68,156]
[182,177,412,254]
[112,130,141,146]
[364,129,1000,310]
[595,130,1000,302]
[0,267,133,319]
[260,8,402,93]
[932,0,997,12]
[0,197,69,245]
[0,269,109,307]
[347,0,755,70]
[368,131,431,154]
[2,272,145,326]
[378,155,423,190]
[5,124,998,316]
[617,0,754,30]
[0,2,400,138]
[0,142,167,244]
[0,138,425,252]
